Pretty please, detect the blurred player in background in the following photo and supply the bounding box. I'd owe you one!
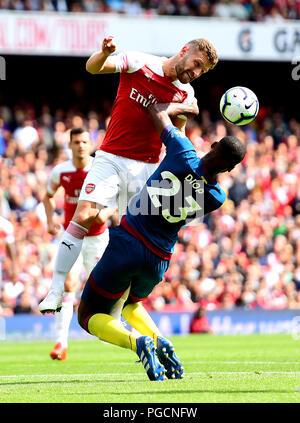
[42,127,112,360]
[77,102,245,381]
[39,34,218,315]
[0,215,18,285]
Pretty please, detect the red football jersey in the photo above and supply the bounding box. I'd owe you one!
[0,216,15,256]
[47,158,106,236]
[100,51,195,163]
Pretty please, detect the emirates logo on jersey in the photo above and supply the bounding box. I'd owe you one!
[129,88,158,108]
[85,183,95,194]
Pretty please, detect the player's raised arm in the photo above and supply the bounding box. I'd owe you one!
[171,98,199,133]
[148,101,199,136]
[148,104,172,135]
[86,36,117,75]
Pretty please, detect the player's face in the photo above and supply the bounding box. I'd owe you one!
[175,47,211,84]
[218,160,237,173]
[70,132,92,159]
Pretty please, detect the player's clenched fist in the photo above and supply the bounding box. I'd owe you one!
[102,36,116,56]
[48,222,61,236]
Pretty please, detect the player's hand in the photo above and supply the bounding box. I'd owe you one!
[169,99,199,118]
[102,36,116,56]
[47,222,61,236]
[149,101,199,118]
[190,98,199,116]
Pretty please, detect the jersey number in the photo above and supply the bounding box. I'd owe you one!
[147,171,202,223]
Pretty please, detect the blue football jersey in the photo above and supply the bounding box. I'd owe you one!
[125,125,227,255]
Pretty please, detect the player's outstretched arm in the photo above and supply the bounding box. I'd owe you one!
[148,104,174,136]
[148,101,198,135]
[86,36,117,75]
[170,98,199,132]
[169,99,199,119]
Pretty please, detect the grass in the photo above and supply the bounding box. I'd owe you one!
[0,334,300,404]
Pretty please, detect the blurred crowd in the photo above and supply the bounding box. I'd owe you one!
[0,0,299,21]
[1,98,300,317]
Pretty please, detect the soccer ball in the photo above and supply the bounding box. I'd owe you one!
[220,86,259,126]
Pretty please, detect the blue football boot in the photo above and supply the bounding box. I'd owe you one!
[156,336,184,379]
[136,336,165,381]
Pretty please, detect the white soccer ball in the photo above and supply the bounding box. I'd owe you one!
[220,86,259,126]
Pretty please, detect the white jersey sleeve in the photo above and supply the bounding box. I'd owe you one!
[172,80,195,105]
[183,84,195,105]
[171,80,195,120]
[110,51,165,75]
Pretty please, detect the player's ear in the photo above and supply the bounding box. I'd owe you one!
[180,45,189,56]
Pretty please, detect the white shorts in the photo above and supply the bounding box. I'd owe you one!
[69,228,109,281]
[79,150,158,217]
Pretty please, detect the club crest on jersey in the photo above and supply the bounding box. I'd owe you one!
[172,92,185,103]
[85,183,95,194]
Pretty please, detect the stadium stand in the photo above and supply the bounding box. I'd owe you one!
[1,96,300,316]
[0,0,300,20]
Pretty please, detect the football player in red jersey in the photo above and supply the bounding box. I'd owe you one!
[39,36,218,315]
[41,128,114,360]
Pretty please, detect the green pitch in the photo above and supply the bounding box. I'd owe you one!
[0,334,300,403]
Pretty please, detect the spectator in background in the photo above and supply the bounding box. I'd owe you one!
[0,117,11,157]
[122,0,143,14]
[13,120,40,154]
[1,0,300,19]
[88,115,105,153]
[190,306,213,334]
[0,287,14,316]
[13,287,38,314]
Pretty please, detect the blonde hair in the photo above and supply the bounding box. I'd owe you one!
[187,38,219,69]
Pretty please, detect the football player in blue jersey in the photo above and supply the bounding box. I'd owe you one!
[77,103,246,382]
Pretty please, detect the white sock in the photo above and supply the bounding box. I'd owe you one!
[50,221,88,293]
[55,292,75,348]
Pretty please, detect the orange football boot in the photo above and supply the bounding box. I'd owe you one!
[50,342,67,361]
